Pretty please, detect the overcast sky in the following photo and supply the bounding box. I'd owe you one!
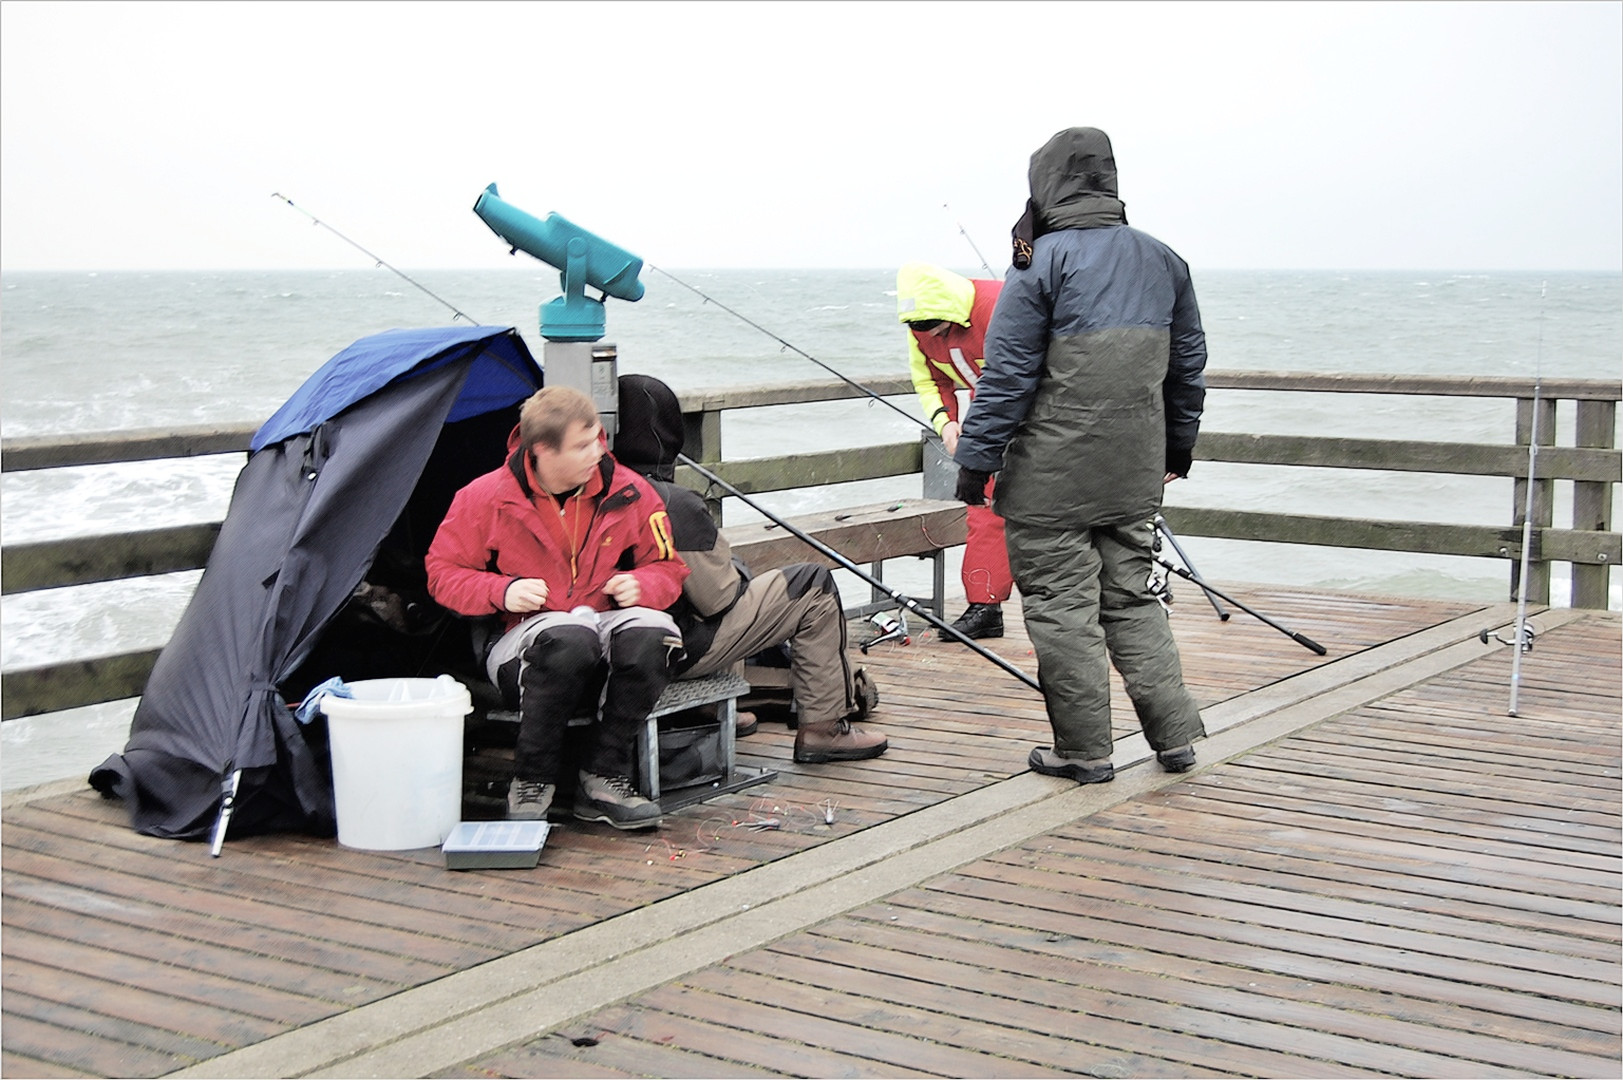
[2,1,1619,272]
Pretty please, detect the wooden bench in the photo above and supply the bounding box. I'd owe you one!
[722,497,968,619]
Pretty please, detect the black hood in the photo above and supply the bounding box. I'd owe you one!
[615,374,684,482]
[1012,126,1128,268]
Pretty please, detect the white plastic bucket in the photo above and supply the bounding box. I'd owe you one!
[321,675,471,851]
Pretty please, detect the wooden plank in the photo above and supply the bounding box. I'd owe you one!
[673,442,923,495]
[1,988,227,1067]
[1161,506,1531,559]
[758,929,1504,1078]
[1,954,285,1048]
[723,498,967,573]
[877,885,1618,1041]
[2,815,528,963]
[0,1050,94,1079]
[937,862,1619,993]
[0,425,252,472]
[684,962,1197,1079]
[628,983,994,1079]
[2,895,403,1004]
[0,1010,195,1079]
[1202,371,1621,400]
[2,653,157,721]
[2,925,332,1028]
[828,906,1622,1064]
[1198,430,1622,481]
[1,524,220,594]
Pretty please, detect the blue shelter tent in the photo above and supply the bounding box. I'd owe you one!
[92,326,542,842]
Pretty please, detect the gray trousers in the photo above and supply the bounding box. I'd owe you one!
[679,565,856,727]
[1005,518,1204,760]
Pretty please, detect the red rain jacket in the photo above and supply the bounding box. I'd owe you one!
[426,438,686,632]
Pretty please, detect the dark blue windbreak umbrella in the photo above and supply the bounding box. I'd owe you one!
[91,326,541,845]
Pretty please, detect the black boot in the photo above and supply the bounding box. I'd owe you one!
[948,602,1003,641]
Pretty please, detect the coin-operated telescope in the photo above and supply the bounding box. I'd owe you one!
[474,183,647,437]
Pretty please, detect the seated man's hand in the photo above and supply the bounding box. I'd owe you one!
[603,572,642,608]
[955,467,991,506]
[504,577,548,613]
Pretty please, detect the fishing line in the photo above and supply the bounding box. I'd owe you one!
[1507,281,1547,717]
[271,193,479,324]
[648,265,934,434]
[942,202,1000,279]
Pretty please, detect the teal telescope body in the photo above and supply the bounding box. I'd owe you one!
[472,183,645,342]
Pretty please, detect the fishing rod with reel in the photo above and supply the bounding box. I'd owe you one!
[1477,281,1549,716]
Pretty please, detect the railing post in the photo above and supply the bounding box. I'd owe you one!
[1512,395,1557,605]
[1572,399,1618,609]
[682,406,725,523]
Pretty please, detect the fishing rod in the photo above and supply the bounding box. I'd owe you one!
[1506,282,1548,717]
[1154,558,1324,655]
[649,265,931,433]
[943,202,1000,280]
[1153,513,1229,621]
[677,453,1043,693]
[271,193,479,324]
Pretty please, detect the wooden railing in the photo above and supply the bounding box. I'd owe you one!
[3,371,1618,720]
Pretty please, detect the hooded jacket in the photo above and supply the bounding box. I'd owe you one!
[425,430,687,631]
[896,263,1003,435]
[957,127,1207,529]
[614,374,748,666]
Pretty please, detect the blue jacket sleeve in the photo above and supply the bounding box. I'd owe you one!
[1163,264,1207,454]
[954,261,1050,473]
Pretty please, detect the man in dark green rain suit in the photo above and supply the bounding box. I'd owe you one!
[953,126,1207,784]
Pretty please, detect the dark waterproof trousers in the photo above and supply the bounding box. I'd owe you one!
[1004,517,1204,760]
[488,607,683,783]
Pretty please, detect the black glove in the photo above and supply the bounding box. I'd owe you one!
[1165,445,1193,479]
[955,467,991,506]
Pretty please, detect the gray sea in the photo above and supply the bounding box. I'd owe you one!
[2,268,1619,790]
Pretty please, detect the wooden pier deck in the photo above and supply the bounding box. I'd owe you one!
[3,585,1618,1078]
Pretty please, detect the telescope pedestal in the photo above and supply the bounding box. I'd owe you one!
[544,341,619,444]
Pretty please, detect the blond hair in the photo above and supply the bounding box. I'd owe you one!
[519,386,600,452]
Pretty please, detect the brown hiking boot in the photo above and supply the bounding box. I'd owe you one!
[794,718,888,763]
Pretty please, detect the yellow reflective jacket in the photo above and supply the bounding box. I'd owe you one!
[896,263,1000,435]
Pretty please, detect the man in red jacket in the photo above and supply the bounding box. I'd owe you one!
[899,262,1014,641]
[427,386,688,829]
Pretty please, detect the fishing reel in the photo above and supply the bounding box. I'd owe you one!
[1148,529,1173,611]
[1479,621,1537,652]
[860,610,910,653]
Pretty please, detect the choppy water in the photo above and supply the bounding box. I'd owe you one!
[3,268,1619,789]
